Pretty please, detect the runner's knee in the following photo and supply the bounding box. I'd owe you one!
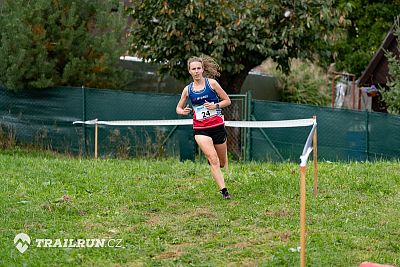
[208,155,220,166]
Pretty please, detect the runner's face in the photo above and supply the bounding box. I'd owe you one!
[189,61,203,80]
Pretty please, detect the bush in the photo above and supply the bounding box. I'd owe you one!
[260,59,330,106]
[382,24,400,114]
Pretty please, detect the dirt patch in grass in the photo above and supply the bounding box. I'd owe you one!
[146,214,161,226]
[191,206,216,218]
[154,243,193,260]
[265,209,292,217]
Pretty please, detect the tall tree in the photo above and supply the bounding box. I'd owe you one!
[383,19,400,115]
[0,0,130,90]
[128,0,350,94]
[332,0,400,76]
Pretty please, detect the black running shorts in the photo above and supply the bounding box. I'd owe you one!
[194,125,227,144]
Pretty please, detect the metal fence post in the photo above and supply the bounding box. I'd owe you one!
[82,86,87,156]
[365,110,369,161]
[246,91,252,161]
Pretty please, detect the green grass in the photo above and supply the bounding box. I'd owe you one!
[1,148,400,266]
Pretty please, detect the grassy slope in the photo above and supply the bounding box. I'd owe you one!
[1,148,399,266]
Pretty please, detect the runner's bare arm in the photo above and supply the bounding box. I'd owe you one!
[176,86,192,115]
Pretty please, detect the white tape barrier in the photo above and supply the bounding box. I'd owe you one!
[73,119,193,126]
[300,124,317,167]
[225,119,315,128]
[73,118,316,128]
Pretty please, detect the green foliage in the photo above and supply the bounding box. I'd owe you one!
[332,0,400,76]
[0,123,16,148]
[0,0,130,90]
[383,54,400,115]
[128,0,350,94]
[261,59,330,106]
[1,148,400,266]
[382,24,400,114]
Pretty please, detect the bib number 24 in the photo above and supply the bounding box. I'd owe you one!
[194,105,217,120]
[201,110,211,119]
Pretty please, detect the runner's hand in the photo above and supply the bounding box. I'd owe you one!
[181,104,192,115]
[204,100,216,110]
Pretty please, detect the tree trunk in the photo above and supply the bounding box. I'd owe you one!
[219,68,251,95]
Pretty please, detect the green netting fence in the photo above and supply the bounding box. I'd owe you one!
[1,86,399,162]
[250,100,400,161]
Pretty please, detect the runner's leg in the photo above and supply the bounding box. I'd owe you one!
[195,135,226,190]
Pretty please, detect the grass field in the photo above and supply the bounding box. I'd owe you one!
[1,148,400,266]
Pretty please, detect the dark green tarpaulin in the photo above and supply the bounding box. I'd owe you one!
[1,86,399,161]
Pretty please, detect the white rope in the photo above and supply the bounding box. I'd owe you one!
[73,118,316,128]
[225,119,315,128]
[73,119,193,126]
